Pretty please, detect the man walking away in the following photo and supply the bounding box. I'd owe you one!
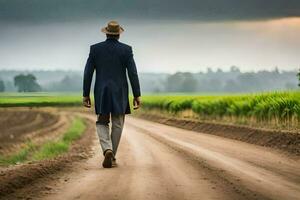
[82,21,141,168]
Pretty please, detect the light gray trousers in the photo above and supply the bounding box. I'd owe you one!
[96,114,125,157]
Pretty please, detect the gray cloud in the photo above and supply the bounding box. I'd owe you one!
[1,0,300,23]
[1,20,299,72]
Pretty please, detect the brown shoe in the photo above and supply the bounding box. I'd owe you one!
[102,150,114,168]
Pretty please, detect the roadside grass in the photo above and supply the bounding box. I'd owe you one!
[32,141,69,161]
[0,141,37,165]
[0,117,86,165]
[33,117,85,160]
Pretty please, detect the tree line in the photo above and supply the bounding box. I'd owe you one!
[161,67,300,93]
[0,67,299,93]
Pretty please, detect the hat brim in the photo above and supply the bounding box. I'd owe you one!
[101,27,124,35]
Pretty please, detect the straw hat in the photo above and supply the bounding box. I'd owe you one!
[101,21,124,35]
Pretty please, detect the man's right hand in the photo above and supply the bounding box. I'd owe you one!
[133,96,141,110]
[83,96,91,108]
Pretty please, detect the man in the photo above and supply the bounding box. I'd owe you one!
[83,21,141,168]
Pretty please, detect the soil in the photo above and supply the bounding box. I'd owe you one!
[0,111,95,199]
[0,109,299,200]
[0,108,61,154]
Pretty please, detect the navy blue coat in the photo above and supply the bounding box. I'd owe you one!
[83,38,141,115]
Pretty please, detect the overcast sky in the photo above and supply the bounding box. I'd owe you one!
[0,0,299,73]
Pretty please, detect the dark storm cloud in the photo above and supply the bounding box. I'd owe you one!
[1,0,300,23]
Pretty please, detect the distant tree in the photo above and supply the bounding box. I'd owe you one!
[0,79,5,92]
[166,72,183,92]
[297,69,300,87]
[207,67,214,74]
[273,67,280,74]
[230,66,240,73]
[216,68,223,73]
[181,73,197,92]
[224,79,241,92]
[237,73,263,92]
[196,78,223,92]
[46,75,82,92]
[59,75,82,91]
[166,72,197,92]
[14,74,41,92]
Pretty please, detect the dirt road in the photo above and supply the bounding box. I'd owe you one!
[40,115,300,200]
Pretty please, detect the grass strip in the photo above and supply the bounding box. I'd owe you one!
[33,117,85,160]
[0,141,37,165]
[0,117,86,165]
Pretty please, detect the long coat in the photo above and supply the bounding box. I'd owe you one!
[83,38,141,115]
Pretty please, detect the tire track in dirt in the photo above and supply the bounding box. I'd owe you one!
[41,118,243,200]
[126,117,300,200]
[136,113,300,155]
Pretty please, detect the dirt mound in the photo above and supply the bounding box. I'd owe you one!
[0,116,95,199]
[136,113,300,156]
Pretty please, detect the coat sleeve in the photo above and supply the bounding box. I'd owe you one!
[126,47,141,97]
[83,46,95,97]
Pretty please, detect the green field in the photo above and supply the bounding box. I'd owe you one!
[142,91,300,128]
[0,92,84,107]
[1,91,299,128]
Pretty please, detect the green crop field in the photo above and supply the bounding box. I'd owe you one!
[1,91,299,128]
[142,91,300,129]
